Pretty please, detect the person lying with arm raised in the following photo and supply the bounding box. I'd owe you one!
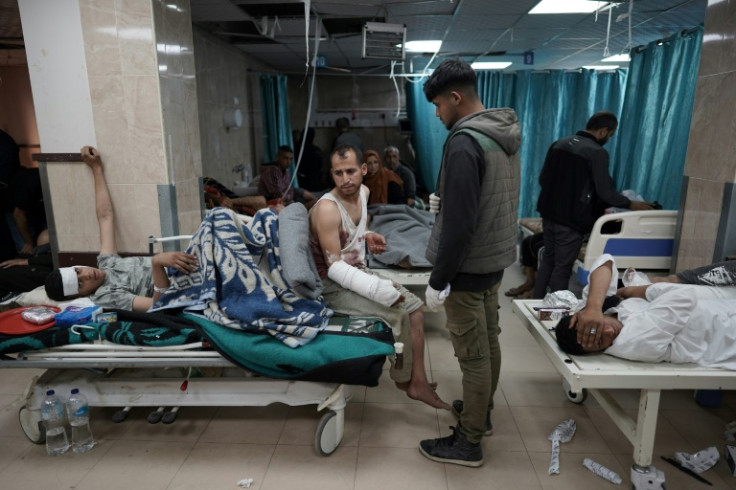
[44,146,198,312]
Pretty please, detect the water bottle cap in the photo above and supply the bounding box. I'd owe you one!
[71,388,79,394]
[46,389,54,396]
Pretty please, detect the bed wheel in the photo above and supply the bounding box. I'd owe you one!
[19,406,45,444]
[562,379,587,404]
[314,410,339,456]
[112,407,132,423]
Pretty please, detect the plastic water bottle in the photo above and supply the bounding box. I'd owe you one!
[41,389,70,456]
[67,388,95,453]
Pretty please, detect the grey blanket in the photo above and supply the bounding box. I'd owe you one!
[277,203,323,299]
[367,204,434,268]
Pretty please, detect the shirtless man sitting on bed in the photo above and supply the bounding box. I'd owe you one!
[44,146,198,311]
[554,254,736,369]
[308,144,450,410]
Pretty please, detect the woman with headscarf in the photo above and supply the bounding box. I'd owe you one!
[363,150,405,205]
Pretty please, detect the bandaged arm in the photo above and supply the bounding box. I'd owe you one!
[327,260,400,307]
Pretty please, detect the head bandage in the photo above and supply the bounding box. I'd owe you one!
[59,267,79,297]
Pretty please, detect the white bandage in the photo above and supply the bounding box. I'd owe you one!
[429,193,441,214]
[59,267,79,297]
[327,260,400,307]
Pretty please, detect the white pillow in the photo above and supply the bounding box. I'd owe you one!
[15,286,95,308]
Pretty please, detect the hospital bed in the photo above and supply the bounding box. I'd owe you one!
[519,210,678,286]
[4,210,392,457]
[512,299,736,489]
[5,319,376,456]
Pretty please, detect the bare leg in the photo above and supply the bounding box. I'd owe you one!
[505,266,535,296]
[395,309,451,410]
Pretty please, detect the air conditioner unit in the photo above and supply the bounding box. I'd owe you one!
[362,22,406,61]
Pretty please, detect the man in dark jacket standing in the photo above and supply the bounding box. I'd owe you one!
[419,59,520,467]
[533,112,654,299]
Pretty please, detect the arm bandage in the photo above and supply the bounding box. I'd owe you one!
[327,260,400,307]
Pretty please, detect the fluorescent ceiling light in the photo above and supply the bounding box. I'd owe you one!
[602,53,630,62]
[530,0,610,14]
[404,40,442,53]
[471,61,512,70]
[583,65,620,70]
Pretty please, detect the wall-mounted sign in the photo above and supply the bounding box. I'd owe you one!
[523,51,534,65]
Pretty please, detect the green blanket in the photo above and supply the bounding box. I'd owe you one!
[185,314,394,386]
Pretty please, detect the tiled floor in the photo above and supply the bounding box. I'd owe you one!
[1,265,735,489]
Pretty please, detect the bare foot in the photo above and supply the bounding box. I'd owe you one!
[504,282,533,297]
[397,381,451,410]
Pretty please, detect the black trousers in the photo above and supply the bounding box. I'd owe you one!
[0,264,52,295]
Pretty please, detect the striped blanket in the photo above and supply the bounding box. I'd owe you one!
[150,208,332,347]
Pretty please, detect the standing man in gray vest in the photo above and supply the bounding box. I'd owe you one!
[420,59,520,467]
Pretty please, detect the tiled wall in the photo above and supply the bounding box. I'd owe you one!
[76,0,203,252]
[152,0,203,236]
[78,0,166,253]
[193,27,271,188]
[677,0,736,269]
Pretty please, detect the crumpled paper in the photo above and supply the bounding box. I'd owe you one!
[674,446,719,473]
[237,478,254,488]
[583,458,622,485]
[548,418,576,474]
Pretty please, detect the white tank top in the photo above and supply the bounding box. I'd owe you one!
[319,188,367,266]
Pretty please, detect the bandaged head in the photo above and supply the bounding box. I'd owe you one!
[59,267,80,297]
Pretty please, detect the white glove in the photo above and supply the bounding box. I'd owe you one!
[429,193,441,214]
[424,284,450,311]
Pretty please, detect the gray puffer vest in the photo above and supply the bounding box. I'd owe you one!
[426,109,520,274]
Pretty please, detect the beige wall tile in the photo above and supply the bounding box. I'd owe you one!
[116,8,157,77]
[683,71,736,182]
[702,0,736,75]
[109,183,161,253]
[676,178,724,269]
[193,27,270,187]
[79,4,121,77]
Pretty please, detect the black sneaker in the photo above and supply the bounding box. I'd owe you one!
[451,400,493,436]
[419,425,484,467]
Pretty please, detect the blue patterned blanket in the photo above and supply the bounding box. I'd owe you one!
[150,208,332,347]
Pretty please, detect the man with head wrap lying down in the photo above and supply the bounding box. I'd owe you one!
[44,146,198,311]
[555,254,736,369]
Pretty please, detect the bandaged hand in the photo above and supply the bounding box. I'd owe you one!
[365,231,387,255]
[424,284,447,311]
[429,193,441,214]
[328,260,400,307]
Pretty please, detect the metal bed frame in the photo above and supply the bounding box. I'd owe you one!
[8,338,348,456]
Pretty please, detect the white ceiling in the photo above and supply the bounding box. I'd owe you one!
[190,0,708,75]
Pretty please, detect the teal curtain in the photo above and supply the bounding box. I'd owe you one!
[611,27,702,210]
[259,74,296,183]
[407,69,627,218]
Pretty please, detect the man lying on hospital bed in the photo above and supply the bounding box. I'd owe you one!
[554,254,736,368]
[43,146,198,311]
